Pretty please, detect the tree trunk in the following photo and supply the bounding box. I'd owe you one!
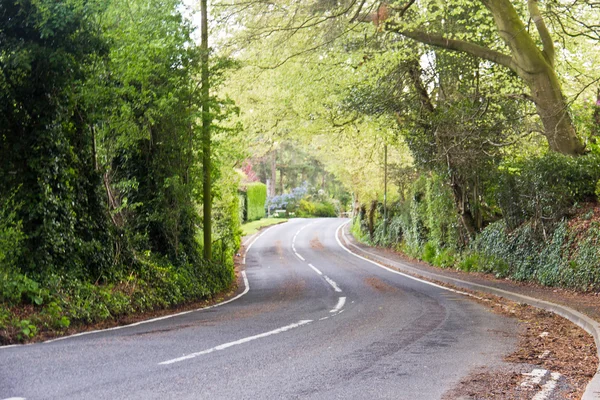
[270,151,277,197]
[385,0,586,155]
[449,180,477,245]
[201,0,212,260]
[594,88,600,137]
[481,0,585,155]
[368,200,377,240]
[527,70,584,154]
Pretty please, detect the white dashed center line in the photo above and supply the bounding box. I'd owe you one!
[308,263,323,275]
[159,320,313,365]
[330,297,346,313]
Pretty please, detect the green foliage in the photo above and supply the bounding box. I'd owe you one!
[496,152,600,231]
[0,0,111,277]
[241,217,287,236]
[0,0,243,343]
[297,199,337,217]
[422,242,437,264]
[473,218,600,289]
[246,182,267,221]
[433,249,456,269]
[352,170,600,291]
[17,320,37,341]
[0,190,25,271]
[0,271,49,306]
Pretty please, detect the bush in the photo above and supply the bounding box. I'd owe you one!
[267,184,308,215]
[298,199,337,217]
[246,182,267,222]
[433,248,456,268]
[496,152,600,231]
[0,190,25,271]
[422,242,437,264]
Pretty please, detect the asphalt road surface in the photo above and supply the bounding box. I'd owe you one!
[0,218,518,400]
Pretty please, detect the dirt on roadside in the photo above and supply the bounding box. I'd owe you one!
[443,293,598,399]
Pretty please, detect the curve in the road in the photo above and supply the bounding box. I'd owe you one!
[0,218,519,400]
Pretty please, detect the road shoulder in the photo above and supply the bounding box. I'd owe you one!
[339,222,600,399]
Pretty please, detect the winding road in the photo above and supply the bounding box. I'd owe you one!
[0,218,518,399]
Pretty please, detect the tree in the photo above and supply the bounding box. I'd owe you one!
[201,0,213,260]
[0,0,110,275]
[221,0,598,155]
[372,0,587,155]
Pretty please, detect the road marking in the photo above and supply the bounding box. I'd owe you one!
[521,368,548,388]
[335,222,482,299]
[532,372,561,400]
[330,297,346,313]
[0,345,22,350]
[159,320,313,365]
[308,263,322,275]
[323,275,342,292]
[294,252,305,261]
[3,397,26,400]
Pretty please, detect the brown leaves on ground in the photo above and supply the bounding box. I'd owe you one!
[445,295,598,399]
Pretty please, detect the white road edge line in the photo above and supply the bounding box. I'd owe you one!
[44,271,251,344]
[324,275,342,293]
[2,397,26,400]
[159,319,313,365]
[532,372,561,400]
[330,297,346,313]
[335,221,478,299]
[38,225,279,346]
[308,263,322,275]
[295,252,305,261]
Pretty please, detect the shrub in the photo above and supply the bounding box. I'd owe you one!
[267,184,308,215]
[0,190,25,271]
[246,182,267,222]
[297,199,316,217]
[422,242,437,264]
[433,248,456,268]
[314,201,337,217]
[298,199,337,217]
[496,152,600,232]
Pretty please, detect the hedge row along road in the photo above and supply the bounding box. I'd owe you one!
[1,218,522,399]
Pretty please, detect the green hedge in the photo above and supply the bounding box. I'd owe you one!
[246,182,267,222]
[297,199,337,217]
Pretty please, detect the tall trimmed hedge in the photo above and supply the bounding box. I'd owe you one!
[247,182,267,222]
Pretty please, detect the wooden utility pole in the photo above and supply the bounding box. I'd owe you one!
[201,0,212,260]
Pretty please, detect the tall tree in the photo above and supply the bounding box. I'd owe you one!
[369,0,587,155]
[0,0,110,275]
[201,0,212,260]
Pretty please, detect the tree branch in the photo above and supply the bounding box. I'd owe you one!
[398,0,417,17]
[528,0,555,66]
[393,29,516,72]
[349,0,368,23]
[406,61,434,113]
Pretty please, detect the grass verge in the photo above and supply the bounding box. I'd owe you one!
[241,217,288,236]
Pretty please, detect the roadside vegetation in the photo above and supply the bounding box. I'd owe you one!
[0,0,242,344]
[241,218,288,236]
[218,0,600,293]
[2,0,600,343]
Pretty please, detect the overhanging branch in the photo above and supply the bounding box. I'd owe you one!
[392,29,516,72]
[528,0,555,66]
